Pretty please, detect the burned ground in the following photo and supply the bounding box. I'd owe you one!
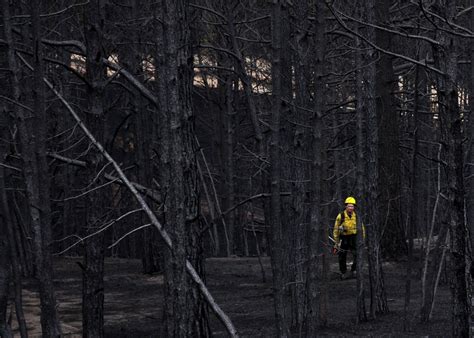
[12,254,451,337]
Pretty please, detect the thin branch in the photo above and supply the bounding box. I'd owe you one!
[53,177,117,202]
[108,223,152,249]
[0,95,34,112]
[103,173,162,204]
[54,208,143,255]
[47,152,86,167]
[333,6,441,46]
[42,38,86,52]
[13,1,90,19]
[197,44,241,60]
[216,192,291,221]
[414,0,474,38]
[326,2,446,76]
[46,152,162,203]
[103,59,159,107]
[456,6,474,18]
[189,3,227,21]
[234,15,270,25]
[0,162,22,173]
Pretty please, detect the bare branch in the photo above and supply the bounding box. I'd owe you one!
[54,208,143,255]
[108,223,152,249]
[46,152,162,204]
[332,6,441,45]
[13,1,90,19]
[326,2,446,76]
[0,162,21,173]
[0,95,34,112]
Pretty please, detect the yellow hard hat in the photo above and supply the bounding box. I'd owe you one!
[345,196,356,205]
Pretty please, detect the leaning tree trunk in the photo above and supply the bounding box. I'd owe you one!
[2,0,62,335]
[82,1,107,336]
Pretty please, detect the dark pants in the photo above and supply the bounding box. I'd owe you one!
[338,234,357,274]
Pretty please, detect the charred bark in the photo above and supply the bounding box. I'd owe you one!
[305,0,326,334]
[269,1,289,335]
[431,1,470,335]
[82,1,107,336]
[359,0,388,318]
[157,0,208,335]
[375,0,403,258]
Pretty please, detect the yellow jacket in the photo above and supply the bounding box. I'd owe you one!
[333,211,364,243]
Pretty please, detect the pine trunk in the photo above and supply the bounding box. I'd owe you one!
[158,0,206,335]
[82,1,107,336]
[359,0,388,318]
[375,0,402,258]
[306,0,325,334]
[269,1,289,335]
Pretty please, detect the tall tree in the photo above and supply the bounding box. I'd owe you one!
[467,0,474,266]
[82,0,107,336]
[269,0,289,335]
[375,0,403,258]
[355,32,368,323]
[156,0,207,335]
[432,1,470,335]
[306,0,326,334]
[291,0,312,329]
[359,0,388,318]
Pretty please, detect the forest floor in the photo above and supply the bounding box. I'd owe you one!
[11,252,452,337]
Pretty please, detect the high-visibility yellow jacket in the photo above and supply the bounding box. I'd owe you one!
[333,211,365,243]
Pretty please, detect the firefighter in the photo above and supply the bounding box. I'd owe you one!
[333,196,361,279]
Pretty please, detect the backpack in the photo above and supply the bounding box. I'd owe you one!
[339,211,345,225]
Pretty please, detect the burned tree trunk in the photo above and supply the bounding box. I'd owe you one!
[82,1,107,336]
[290,0,312,329]
[467,0,474,274]
[404,63,420,329]
[359,0,388,318]
[432,1,469,335]
[128,0,161,274]
[0,204,10,333]
[269,1,289,335]
[355,33,367,323]
[375,0,402,258]
[306,0,326,334]
[156,0,207,335]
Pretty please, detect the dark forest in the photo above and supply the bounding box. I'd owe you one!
[0,0,473,337]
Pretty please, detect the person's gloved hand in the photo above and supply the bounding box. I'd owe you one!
[332,243,340,255]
